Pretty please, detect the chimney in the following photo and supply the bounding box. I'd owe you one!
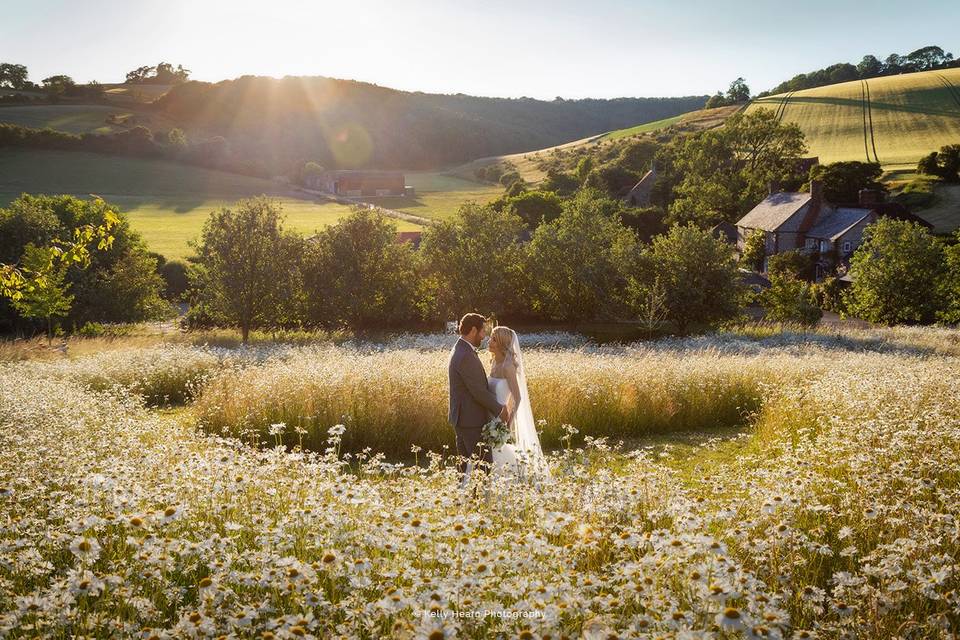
[858,188,882,207]
[799,179,824,235]
[810,179,823,205]
[768,180,779,196]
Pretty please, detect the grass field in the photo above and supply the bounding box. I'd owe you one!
[915,183,960,233]
[0,150,419,259]
[363,171,503,220]
[748,67,960,168]
[0,104,139,134]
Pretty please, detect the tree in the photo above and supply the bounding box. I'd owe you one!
[857,55,883,78]
[726,77,751,103]
[667,109,807,226]
[0,196,117,304]
[527,189,637,321]
[740,229,766,271]
[301,209,419,329]
[845,219,947,325]
[906,46,952,71]
[41,75,75,96]
[419,203,527,321]
[502,190,563,229]
[540,169,580,196]
[193,198,300,343]
[705,92,729,109]
[616,139,658,173]
[917,145,960,182]
[809,161,885,202]
[10,244,74,342]
[941,232,960,324]
[645,224,742,333]
[165,128,187,151]
[762,258,821,325]
[585,164,640,196]
[0,63,29,90]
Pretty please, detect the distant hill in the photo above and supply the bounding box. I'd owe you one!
[152,76,707,171]
[449,105,740,184]
[746,67,960,168]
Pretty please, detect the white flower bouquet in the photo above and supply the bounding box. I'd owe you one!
[482,416,511,448]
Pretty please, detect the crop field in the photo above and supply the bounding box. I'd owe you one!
[0,104,177,135]
[0,150,417,260]
[748,67,960,168]
[1,325,959,637]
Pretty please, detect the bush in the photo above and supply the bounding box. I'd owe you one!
[159,260,189,300]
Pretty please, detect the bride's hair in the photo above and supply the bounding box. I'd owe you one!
[489,326,518,368]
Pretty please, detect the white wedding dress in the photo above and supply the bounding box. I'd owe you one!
[488,332,550,482]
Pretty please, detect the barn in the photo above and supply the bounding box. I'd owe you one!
[305,170,409,197]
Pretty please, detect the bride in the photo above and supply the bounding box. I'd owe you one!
[486,326,550,481]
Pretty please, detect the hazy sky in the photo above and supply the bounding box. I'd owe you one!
[3,0,958,99]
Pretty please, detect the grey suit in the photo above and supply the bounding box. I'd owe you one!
[448,338,503,476]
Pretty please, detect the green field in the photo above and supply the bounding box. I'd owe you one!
[747,68,960,168]
[0,150,420,259]
[364,171,503,220]
[0,103,180,136]
[599,113,686,140]
[0,105,139,134]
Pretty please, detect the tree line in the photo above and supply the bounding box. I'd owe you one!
[760,45,957,96]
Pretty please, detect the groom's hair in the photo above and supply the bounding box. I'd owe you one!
[458,313,486,335]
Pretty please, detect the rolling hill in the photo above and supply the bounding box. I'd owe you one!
[747,67,960,169]
[0,150,411,260]
[449,105,741,184]
[151,76,707,171]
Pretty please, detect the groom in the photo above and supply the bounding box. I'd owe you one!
[448,313,509,486]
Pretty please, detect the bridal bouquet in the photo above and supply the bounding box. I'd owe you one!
[482,416,511,448]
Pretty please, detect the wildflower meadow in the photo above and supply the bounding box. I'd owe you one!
[0,326,958,638]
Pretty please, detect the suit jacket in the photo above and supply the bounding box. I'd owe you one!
[448,338,503,429]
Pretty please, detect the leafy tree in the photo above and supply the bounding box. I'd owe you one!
[527,189,637,321]
[0,63,29,90]
[726,77,751,103]
[906,46,953,70]
[917,145,960,182]
[301,209,419,329]
[619,206,667,244]
[419,203,527,321]
[159,259,189,300]
[585,164,640,196]
[767,250,814,280]
[857,55,883,78]
[809,161,885,202]
[125,65,155,84]
[503,190,563,229]
[41,75,75,96]
[667,110,807,226]
[10,244,74,342]
[616,139,658,173]
[540,169,580,196]
[645,224,742,333]
[762,258,821,325]
[941,232,960,324]
[193,198,301,342]
[845,219,947,325]
[740,229,766,271]
[575,156,594,182]
[704,92,729,109]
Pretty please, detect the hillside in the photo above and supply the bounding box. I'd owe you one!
[746,67,960,168]
[151,76,706,171]
[450,105,740,184]
[0,150,406,260]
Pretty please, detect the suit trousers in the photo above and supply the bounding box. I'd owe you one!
[454,424,492,479]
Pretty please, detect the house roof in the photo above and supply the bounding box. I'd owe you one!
[807,207,872,241]
[711,221,737,243]
[736,192,811,232]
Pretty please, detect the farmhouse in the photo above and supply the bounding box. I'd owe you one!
[736,181,879,279]
[305,170,410,197]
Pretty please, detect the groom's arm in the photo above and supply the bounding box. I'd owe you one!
[456,352,503,416]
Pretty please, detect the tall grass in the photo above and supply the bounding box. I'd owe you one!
[192,344,824,456]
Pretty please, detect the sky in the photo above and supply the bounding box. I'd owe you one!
[3,0,959,100]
